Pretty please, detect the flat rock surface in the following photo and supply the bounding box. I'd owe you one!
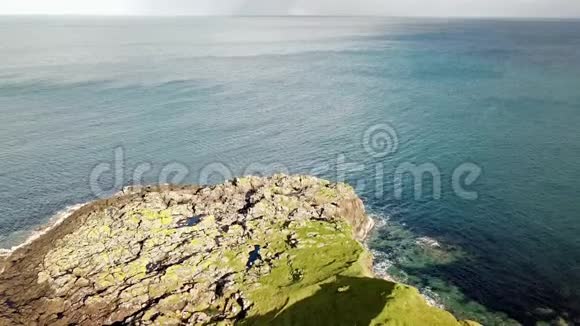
[0,175,473,326]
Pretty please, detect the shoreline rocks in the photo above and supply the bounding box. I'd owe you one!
[0,175,477,325]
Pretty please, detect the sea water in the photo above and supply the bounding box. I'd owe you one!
[1,16,580,324]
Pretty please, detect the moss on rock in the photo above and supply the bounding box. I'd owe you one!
[0,175,478,326]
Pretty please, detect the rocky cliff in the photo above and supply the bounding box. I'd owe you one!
[0,175,477,325]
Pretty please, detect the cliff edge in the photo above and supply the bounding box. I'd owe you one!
[0,175,477,325]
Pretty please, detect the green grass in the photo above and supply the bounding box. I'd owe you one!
[239,219,469,326]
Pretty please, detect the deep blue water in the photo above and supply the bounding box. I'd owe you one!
[1,16,580,325]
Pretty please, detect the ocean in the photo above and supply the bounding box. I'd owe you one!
[1,16,579,325]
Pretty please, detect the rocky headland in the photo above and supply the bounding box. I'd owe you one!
[0,175,478,325]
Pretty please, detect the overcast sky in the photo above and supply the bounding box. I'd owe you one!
[2,0,580,18]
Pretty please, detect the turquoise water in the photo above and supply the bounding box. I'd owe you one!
[1,16,580,325]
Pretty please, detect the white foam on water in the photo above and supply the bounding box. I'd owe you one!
[368,213,388,229]
[366,213,402,283]
[416,236,442,248]
[420,287,445,309]
[0,203,87,259]
[371,249,397,282]
[366,212,448,309]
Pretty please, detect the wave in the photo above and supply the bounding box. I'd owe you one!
[365,213,398,283]
[365,212,447,309]
[416,236,442,248]
[0,203,87,258]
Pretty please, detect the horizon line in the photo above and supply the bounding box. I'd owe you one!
[1,14,580,20]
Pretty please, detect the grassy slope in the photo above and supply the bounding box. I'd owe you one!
[239,219,472,326]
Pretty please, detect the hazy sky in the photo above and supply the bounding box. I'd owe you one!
[2,0,580,18]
